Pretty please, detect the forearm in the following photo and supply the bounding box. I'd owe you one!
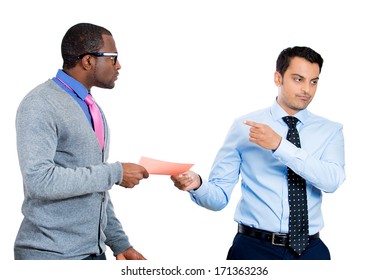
[20,160,122,200]
[274,136,345,193]
[189,178,235,211]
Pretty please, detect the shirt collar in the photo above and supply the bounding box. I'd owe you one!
[270,98,309,125]
[55,69,89,100]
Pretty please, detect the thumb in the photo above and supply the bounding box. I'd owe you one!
[116,253,126,260]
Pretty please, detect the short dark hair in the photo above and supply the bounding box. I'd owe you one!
[61,23,112,69]
[276,46,324,77]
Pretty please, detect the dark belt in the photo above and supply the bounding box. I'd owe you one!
[238,224,319,247]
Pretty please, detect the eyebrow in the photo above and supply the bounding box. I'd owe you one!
[291,73,320,81]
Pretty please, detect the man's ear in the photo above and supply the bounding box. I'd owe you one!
[81,55,92,69]
[274,71,282,87]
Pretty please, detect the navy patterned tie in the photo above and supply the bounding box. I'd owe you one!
[283,116,309,255]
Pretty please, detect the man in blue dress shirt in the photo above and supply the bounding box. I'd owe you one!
[171,46,346,260]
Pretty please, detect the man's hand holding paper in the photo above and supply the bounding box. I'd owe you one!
[170,171,201,191]
[120,163,149,188]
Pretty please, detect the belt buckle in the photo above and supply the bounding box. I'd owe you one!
[271,233,287,246]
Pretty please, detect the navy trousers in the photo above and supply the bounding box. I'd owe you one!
[227,233,330,260]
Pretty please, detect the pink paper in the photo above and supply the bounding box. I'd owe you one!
[139,156,194,175]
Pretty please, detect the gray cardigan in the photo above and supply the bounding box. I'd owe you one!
[14,79,130,259]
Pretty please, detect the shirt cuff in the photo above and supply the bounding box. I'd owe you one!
[273,137,307,165]
[113,161,123,185]
[188,176,209,198]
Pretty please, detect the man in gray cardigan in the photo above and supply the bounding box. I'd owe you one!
[14,23,149,260]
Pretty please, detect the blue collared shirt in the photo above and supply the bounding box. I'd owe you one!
[53,70,92,126]
[190,100,346,235]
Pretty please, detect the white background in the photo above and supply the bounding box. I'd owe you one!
[1,0,387,278]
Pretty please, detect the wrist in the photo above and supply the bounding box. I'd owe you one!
[193,174,202,191]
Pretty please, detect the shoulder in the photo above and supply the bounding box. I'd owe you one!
[16,80,73,125]
[18,80,67,110]
[225,107,270,137]
[234,107,270,123]
[19,80,54,101]
[305,110,343,132]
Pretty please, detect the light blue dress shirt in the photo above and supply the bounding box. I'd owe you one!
[190,100,345,235]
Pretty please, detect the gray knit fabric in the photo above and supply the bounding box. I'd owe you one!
[14,79,130,259]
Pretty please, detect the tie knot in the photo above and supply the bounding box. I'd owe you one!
[84,94,94,106]
[282,116,299,128]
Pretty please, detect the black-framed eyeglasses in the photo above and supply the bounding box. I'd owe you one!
[78,52,118,65]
